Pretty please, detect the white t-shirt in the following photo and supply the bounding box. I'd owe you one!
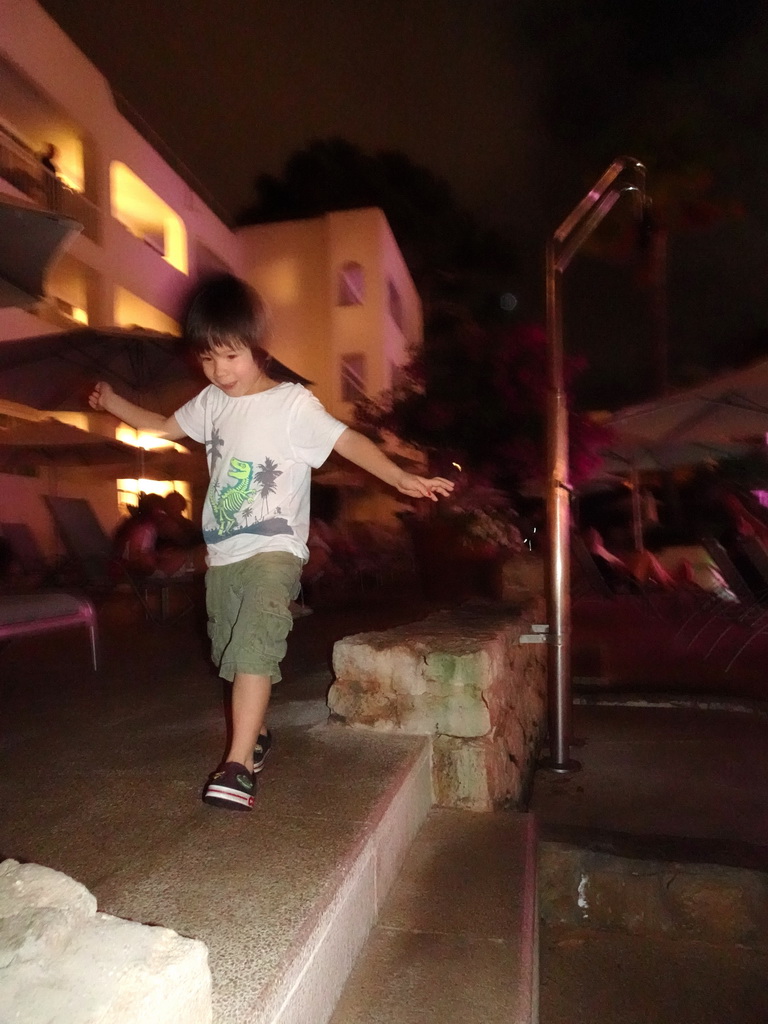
[174,382,347,567]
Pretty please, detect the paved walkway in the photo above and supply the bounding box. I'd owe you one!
[3,580,768,1023]
[532,699,768,867]
[4,581,767,868]
[537,590,768,1024]
[0,582,442,1023]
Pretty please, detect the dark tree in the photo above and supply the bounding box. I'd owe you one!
[356,310,608,495]
[236,138,519,322]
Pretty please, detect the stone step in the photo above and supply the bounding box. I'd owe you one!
[103,726,434,1024]
[329,808,539,1024]
[1,719,433,1024]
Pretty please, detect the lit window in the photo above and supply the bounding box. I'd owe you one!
[113,287,180,334]
[110,162,188,274]
[52,296,88,324]
[338,262,365,306]
[341,353,367,403]
[116,479,191,517]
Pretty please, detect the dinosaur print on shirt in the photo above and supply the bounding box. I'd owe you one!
[204,454,292,543]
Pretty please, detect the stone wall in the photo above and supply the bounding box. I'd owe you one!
[0,859,212,1024]
[328,595,548,811]
[540,841,768,948]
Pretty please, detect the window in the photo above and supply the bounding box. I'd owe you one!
[388,279,403,331]
[52,296,88,324]
[338,262,365,306]
[341,353,367,403]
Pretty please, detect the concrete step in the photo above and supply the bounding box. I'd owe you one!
[329,808,539,1024]
[104,724,434,1024]
[1,707,433,1024]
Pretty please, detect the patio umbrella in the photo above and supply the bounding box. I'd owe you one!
[0,197,82,309]
[607,357,768,446]
[596,360,768,548]
[596,433,750,477]
[0,397,197,480]
[0,325,312,413]
[0,415,148,471]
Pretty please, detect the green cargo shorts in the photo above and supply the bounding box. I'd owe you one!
[205,550,302,683]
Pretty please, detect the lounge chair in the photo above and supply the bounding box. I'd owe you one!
[570,531,615,602]
[44,495,196,623]
[700,535,767,605]
[676,536,768,669]
[0,591,97,670]
[733,535,768,594]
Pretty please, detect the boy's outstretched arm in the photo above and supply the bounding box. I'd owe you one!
[333,428,454,501]
[89,381,187,441]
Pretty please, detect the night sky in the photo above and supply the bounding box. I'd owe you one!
[35,0,768,405]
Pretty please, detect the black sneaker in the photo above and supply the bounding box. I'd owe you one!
[252,730,272,774]
[202,762,255,811]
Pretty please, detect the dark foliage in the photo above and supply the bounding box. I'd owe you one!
[236,138,518,314]
[356,311,608,493]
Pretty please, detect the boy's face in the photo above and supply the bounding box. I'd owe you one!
[199,343,263,397]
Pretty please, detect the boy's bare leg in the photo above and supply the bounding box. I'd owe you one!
[226,671,271,772]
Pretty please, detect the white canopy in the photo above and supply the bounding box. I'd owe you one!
[607,358,768,446]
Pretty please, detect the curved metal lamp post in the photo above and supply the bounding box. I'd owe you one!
[542,156,647,773]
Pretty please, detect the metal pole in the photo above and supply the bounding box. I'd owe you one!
[542,157,646,774]
[542,242,578,772]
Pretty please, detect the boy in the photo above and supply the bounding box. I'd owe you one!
[90,273,453,811]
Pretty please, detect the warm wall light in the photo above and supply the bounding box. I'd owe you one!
[113,288,180,335]
[109,161,188,274]
[115,425,184,453]
[53,136,85,193]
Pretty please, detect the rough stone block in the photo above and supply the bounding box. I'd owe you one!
[0,861,97,968]
[432,736,494,811]
[0,861,212,1024]
[432,731,528,810]
[0,860,97,921]
[329,600,547,810]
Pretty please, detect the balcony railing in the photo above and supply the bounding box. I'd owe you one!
[0,126,100,242]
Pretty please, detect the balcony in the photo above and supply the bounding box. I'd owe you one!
[0,125,100,242]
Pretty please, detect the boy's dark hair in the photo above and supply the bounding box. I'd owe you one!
[183,273,311,385]
[184,273,268,360]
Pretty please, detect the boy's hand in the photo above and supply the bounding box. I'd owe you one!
[395,473,455,501]
[89,381,115,412]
